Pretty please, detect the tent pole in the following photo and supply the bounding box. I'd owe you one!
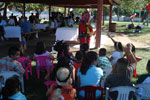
[96,0,103,48]
[109,5,112,31]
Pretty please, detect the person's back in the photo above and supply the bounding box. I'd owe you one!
[50,84,74,100]
[20,19,31,33]
[0,46,25,75]
[98,48,112,69]
[1,76,27,100]
[47,67,76,100]
[73,51,83,75]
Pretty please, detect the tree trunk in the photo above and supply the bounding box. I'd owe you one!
[117,7,119,21]
[3,2,8,17]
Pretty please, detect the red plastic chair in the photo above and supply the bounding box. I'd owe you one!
[77,86,104,100]
[35,56,54,79]
[18,57,32,80]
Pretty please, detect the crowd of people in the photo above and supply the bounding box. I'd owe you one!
[0,11,77,41]
[0,10,149,100]
[0,33,149,99]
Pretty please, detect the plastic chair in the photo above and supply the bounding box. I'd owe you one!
[35,56,54,79]
[44,81,56,100]
[77,86,104,100]
[0,71,24,93]
[135,83,150,100]
[18,57,32,80]
[101,67,112,87]
[105,86,136,100]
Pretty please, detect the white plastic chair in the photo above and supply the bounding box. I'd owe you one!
[135,83,150,100]
[105,86,136,100]
[0,71,24,93]
[101,67,112,87]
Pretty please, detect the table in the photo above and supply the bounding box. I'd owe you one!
[4,26,22,41]
[36,24,48,30]
[56,27,79,41]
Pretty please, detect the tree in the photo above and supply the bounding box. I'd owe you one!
[26,4,48,15]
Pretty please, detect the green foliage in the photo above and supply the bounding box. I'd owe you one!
[0,2,5,11]
[26,4,48,14]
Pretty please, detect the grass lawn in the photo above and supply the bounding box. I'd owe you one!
[23,21,150,100]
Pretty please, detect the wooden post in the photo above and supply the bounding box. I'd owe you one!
[109,5,113,31]
[64,7,66,17]
[3,3,8,17]
[49,5,51,21]
[96,0,103,48]
[103,6,105,25]
[23,3,25,17]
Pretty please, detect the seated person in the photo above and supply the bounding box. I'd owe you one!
[104,43,137,100]
[98,48,112,69]
[57,42,75,61]
[46,67,76,100]
[137,60,150,84]
[0,46,25,75]
[0,76,27,100]
[20,17,31,33]
[34,41,54,60]
[77,51,103,98]
[68,16,74,27]
[8,17,15,26]
[73,51,83,75]
[136,60,150,97]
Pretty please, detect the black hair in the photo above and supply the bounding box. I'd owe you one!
[57,43,70,59]
[8,46,20,57]
[131,44,136,53]
[99,48,106,56]
[75,51,83,61]
[146,60,150,73]
[35,41,46,55]
[116,58,129,73]
[1,76,20,100]
[114,42,123,52]
[80,43,89,58]
[57,57,70,68]
[80,51,98,75]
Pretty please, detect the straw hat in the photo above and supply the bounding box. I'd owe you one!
[56,67,71,86]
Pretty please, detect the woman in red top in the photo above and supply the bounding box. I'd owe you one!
[79,10,93,45]
[46,67,76,100]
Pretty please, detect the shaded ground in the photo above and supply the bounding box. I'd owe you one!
[0,29,149,100]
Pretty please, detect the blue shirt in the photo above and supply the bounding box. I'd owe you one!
[77,65,103,87]
[8,92,27,100]
[20,21,31,33]
[77,65,103,97]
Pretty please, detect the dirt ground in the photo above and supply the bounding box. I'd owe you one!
[102,33,150,49]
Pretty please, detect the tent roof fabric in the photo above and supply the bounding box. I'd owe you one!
[1,0,120,6]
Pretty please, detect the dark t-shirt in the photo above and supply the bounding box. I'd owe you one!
[136,74,150,84]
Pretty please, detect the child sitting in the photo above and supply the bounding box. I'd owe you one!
[47,67,76,100]
[98,48,112,68]
[0,76,27,100]
[73,51,83,75]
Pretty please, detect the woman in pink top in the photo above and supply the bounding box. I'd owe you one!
[34,41,54,59]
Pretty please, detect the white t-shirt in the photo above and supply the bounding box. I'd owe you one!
[34,51,50,57]
[111,51,123,66]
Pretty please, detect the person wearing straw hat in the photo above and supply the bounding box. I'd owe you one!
[46,67,76,100]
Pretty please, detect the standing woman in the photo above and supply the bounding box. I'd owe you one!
[79,10,93,45]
